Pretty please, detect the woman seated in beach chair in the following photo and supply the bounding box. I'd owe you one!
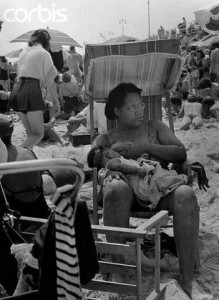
[89,82,211,299]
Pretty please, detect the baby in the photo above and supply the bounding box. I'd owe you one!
[87,146,187,210]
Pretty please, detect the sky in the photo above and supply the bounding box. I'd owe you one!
[0,0,218,59]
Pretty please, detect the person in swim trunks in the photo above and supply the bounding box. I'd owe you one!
[178,94,204,130]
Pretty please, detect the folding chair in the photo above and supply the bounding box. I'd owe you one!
[0,159,84,299]
[0,159,169,300]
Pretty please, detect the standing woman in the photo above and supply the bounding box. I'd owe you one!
[0,56,9,92]
[196,49,205,82]
[11,29,58,149]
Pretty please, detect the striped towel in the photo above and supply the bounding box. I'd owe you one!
[54,193,82,300]
[85,53,183,98]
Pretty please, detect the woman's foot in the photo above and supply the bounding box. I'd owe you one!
[181,280,213,300]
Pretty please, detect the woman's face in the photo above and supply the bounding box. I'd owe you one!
[116,92,145,127]
[196,51,202,59]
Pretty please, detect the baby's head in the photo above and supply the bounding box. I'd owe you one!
[87,146,120,170]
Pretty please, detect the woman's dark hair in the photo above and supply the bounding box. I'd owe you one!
[196,95,203,103]
[28,29,51,50]
[87,146,105,170]
[170,96,182,107]
[105,83,142,120]
[197,78,212,90]
[1,56,7,63]
[202,96,215,106]
[211,42,219,50]
[0,84,4,91]
[196,49,205,58]
[189,45,197,51]
[187,94,197,103]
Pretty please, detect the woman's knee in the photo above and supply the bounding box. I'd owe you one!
[104,179,132,205]
[174,185,198,210]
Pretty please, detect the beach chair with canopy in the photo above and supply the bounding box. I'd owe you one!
[77,39,195,298]
[84,39,183,224]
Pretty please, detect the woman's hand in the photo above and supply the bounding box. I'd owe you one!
[104,170,128,185]
[111,142,134,158]
[44,122,52,129]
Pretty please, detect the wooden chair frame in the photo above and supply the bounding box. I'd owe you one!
[0,159,169,299]
[14,211,168,300]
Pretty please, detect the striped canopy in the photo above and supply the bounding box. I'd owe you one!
[10,28,82,47]
[86,53,182,98]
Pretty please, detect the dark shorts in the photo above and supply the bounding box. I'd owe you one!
[7,193,50,218]
[13,77,44,113]
[43,168,77,188]
[0,100,9,113]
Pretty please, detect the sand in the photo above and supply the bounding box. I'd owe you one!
[10,114,219,299]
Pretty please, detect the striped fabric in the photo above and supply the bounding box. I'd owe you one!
[86,53,182,98]
[84,39,181,129]
[53,194,82,300]
[84,39,180,77]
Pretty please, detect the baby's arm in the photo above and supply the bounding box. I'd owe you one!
[107,158,146,176]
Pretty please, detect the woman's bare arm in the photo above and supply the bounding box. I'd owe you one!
[107,158,145,176]
[134,120,187,163]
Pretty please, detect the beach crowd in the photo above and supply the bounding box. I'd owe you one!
[0,19,218,300]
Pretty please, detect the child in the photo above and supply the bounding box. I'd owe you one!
[178,94,204,130]
[87,146,187,210]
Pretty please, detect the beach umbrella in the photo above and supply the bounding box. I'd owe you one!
[103,35,138,45]
[5,49,22,58]
[10,28,82,48]
[189,33,218,48]
[194,2,219,32]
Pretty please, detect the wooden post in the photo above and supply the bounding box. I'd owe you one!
[136,238,142,300]
[155,225,160,293]
[166,92,174,133]
[92,168,99,225]
[89,94,95,145]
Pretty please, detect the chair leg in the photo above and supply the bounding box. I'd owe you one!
[154,225,161,293]
[136,238,142,300]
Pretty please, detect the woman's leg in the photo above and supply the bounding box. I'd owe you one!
[45,127,65,144]
[179,115,192,130]
[192,116,203,129]
[19,111,44,150]
[156,185,203,298]
[193,77,198,95]
[103,179,133,244]
[16,111,31,136]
